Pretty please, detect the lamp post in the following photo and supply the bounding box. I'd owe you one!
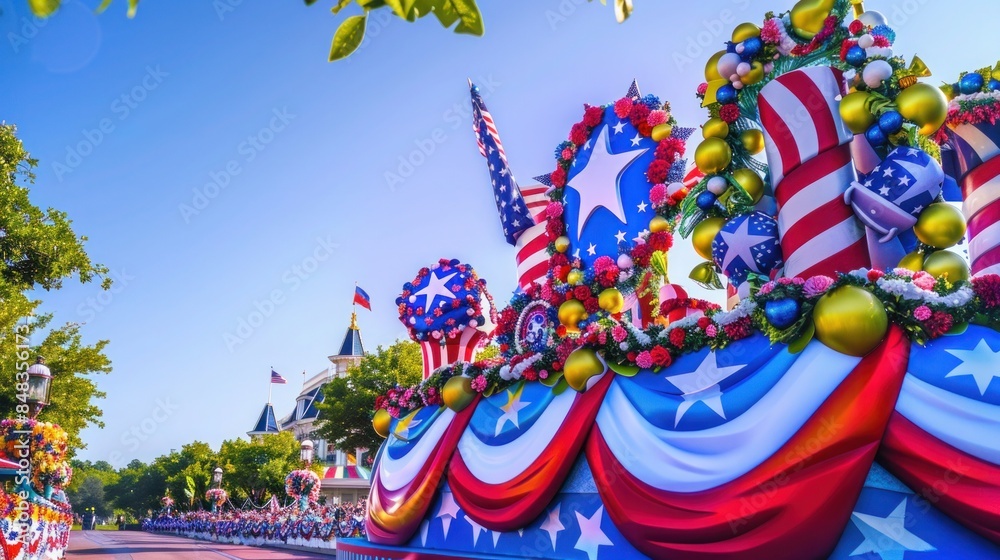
[26,357,52,419]
[210,467,223,512]
[300,439,314,468]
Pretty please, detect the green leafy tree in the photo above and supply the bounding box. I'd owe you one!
[106,459,166,519]
[217,431,310,505]
[315,340,422,456]
[68,475,113,518]
[152,441,218,511]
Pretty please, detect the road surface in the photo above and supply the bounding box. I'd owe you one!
[67,530,334,559]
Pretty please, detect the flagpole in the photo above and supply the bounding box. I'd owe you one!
[268,367,273,404]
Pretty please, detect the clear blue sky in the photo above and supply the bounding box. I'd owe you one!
[0,0,993,466]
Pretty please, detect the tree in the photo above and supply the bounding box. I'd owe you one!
[315,340,422,456]
[217,431,307,505]
[105,459,166,519]
[140,441,218,511]
[69,475,113,518]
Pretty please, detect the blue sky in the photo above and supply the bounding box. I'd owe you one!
[0,0,993,466]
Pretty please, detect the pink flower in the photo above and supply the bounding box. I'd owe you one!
[635,351,654,369]
[470,375,488,392]
[705,324,718,337]
[758,281,775,296]
[614,98,634,119]
[912,272,936,291]
[546,202,563,219]
[647,110,668,127]
[892,268,915,278]
[913,305,932,321]
[561,147,575,160]
[612,325,628,343]
[649,183,668,206]
[697,83,708,95]
[803,275,834,297]
[760,19,782,44]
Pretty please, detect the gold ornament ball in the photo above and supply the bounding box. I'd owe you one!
[898,250,925,272]
[740,129,766,155]
[649,215,671,233]
[742,61,765,86]
[695,138,733,175]
[373,409,392,439]
[689,261,717,286]
[940,83,956,101]
[922,251,970,283]
[732,168,765,203]
[651,123,673,141]
[705,50,726,82]
[896,83,949,136]
[839,91,876,134]
[914,203,967,248]
[789,0,836,39]
[693,217,726,260]
[598,288,625,314]
[442,376,476,412]
[732,22,761,42]
[564,347,605,392]
[702,118,730,140]
[554,235,571,253]
[558,299,588,332]
[567,269,584,285]
[813,285,888,357]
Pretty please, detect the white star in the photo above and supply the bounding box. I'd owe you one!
[630,133,642,146]
[495,386,531,436]
[850,499,934,560]
[637,201,648,213]
[573,506,613,560]
[540,505,565,550]
[466,516,489,547]
[717,219,772,275]
[488,146,495,153]
[898,175,911,187]
[500,167,509,176]
[512,219,520,227]
[666,351,745,427]
[489,163,495,171]
[612,121,625,134]
[907,148,920,157]
[436,492,461,539]
[615,230,627,243]
[883,166,895,177]
[413,270,458,312]
[912,205,923,213]
[587,243,597,256]
[879,186,891,196]
[573,248,581,259]
[864,179,874,188]
[566,125,647,238]
[633,229,650,244]
[584,139,592,150]
[944,338,1000,395]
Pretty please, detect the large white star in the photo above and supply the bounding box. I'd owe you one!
[944,338,1000,395]
[665,351,745,427]
[574,506,613,560]
[850,499,934,560]
[566,125,648,238]
[540,504,565,550]
[412,270,458,312]
[436,492,461,539]
[717,218,772,274]
[495,385,531,436]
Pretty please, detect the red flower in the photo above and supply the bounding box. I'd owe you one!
[570,123,589,145]
[626,352,637,362]
[655,138,685,160]
[629,103,651,128]
[598,270,617,288]
[638,122,653,137]
[848,19,863,34]
[550,167,567,187]
[669,328,686,347]
[973,275,1000,309]
[723,317,753,340]
[584,297,600,314]
[552,361,563,371]
[551,253,569,267]
[697,316,712,329]
[697,82,708,96]
[614,98,633,119]
[647,159,670,184]
[650,345,672,367]
[867,269,885,282]
[925,311,954,338]
[631,243,652,266]
[583,105,604,127]
[719,104,740,123]
[872,35,891,47]
[545,216,564,238]
[523,368,538,382]
[574,286,592,300]
[555,326,567,339]
[649,231,673,252]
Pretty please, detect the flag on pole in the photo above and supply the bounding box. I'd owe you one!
[470,80,534,245]
[270,369,287,384]
[353,286,372,310]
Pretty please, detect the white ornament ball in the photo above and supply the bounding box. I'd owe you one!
[858,10,888,27]
[409,317,416,325]
[409,295,417,303]
[706,176,729,195]
[735,43,745,54]
[862,60,893,88]
[733,81,744,90]
[666,182,685,196]
[858,33,875,49]
[617,254,634,269]
[432,330,442,339]
[736,62,751,77]
[469,319,478,328]
[466,308,475,316]
[717,53,742,79]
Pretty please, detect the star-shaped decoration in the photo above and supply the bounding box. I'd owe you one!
[413,270,458,312]
[883,166,895,177]
[898,175,911,187]
[587,243,597,256]
[393,410,423,440]
[850,499,934,560]
[540,505,565,550]
[717,219,773,274]
[907,148,920,157]
[574,506,613,560]
[612,121,625,134]
[637,201,648,213]
[630,133,642,147]
[566,125,647,238]
[665,351,745,427]
[944,338,1000,395]
[436,492,461,539]
[584,139,592,150]
[615,230,627,244]
[864,178,874,188]
[495,384,532,436]
[879,186,891,196]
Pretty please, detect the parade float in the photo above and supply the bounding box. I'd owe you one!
[336,1,1000,559]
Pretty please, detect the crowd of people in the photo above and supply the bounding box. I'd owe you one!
[143,499,368,543]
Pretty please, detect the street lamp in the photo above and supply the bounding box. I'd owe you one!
[300,439,314,467]
[26,357,52,418]
[212,467,223,489]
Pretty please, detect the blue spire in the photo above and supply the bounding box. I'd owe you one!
[247,403,279,437]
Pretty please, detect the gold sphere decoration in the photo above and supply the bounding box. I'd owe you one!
[840,91,875,134]
[813,285,888,357]
[554,235,570,253]
[740,129,765,155]
[789,0,836,39]
[692,217,726,260]
[898,250,925,272]
[705,50,726,82]
[695,137,733,175]
[373,408,392,438]
[564,347,606,392]
[702,118,730,140]
[651,123,673,141]
[567,269,584,285]
[940,83,956,101]
[598,288,625,314]
[922,251,970,283]
[914,203,967,248]
[742,61,765,86]
[896,83,949,136]
[558,299,587,332]
[732,22,761,42]
[649,215,670,233]
[732,168,765,203]
[442,376,476,412]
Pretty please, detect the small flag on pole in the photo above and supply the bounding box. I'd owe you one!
[270,370,287,384]
[353,286,372,310]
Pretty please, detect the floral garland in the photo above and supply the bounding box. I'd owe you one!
[938,64,1000,130]
[284,470,321,504]
[396,258,496,343]
[205,488,228,507]
[0,419,69,491]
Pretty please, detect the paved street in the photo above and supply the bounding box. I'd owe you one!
[67,531,334,559]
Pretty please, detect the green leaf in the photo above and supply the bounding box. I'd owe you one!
[539,371,564,387]
[28,0,60,17]
[127,0,138,18]
[329,14,367,62]
[788,321,815,354]
[95,0,112,14]
[329,0,351,12]
[551,377,571,396]
[433,0,483,36]
[608,361,640,377]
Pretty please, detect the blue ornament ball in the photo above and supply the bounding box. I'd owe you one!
[960,73,985,95]
[845,46,866,67]
[717,84,738,105]
[742,37,762,58]
[711,212,783,286]
[989,79,1000,92]
[764,298,801,330]
[877,111,904,135]
[696,191,718,211]
[865,123,887,146]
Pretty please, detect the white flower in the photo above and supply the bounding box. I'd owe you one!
[714,299,756,326]
[627,321,651,345]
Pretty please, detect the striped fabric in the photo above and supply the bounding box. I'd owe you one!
[946,121,1000,276]
[514,221,549,290]
[519,184,550,222]
[419,328,487,379]
[758,66,869,278]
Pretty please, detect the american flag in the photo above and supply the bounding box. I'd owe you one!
[470,81,535,245]
[270,369,287,384]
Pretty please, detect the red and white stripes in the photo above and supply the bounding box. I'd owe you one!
[758,66,869,279]
[519,184,550,222]
[947,122,1000,277]
[514,221,549,290]
[419,328,486,379]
